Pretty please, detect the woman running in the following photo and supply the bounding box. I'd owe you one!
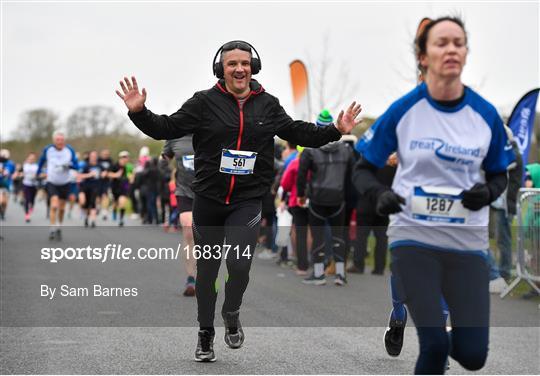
[353,17,514,374]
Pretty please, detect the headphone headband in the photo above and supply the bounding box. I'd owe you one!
[212,40,262,78]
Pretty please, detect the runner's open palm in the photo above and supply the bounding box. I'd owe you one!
[115,76,147,113]
[336,102,362,134]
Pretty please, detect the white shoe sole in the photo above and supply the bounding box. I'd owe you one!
[302,279,326,286]
[224,329,244,349]
[194,356,216,362]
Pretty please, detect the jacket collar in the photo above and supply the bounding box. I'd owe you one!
[214,79,265,96]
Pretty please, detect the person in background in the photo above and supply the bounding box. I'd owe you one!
[12,163,24,204]
[297,109,356,286]
[77,151,89,211]
[37,132,79,240]
[0,149,16,220]
[258,142,298,261]
[20,152,39,223]
[98,149,113,220]
[162,136,197,297]
[108,151,133,227]
[78,150,104,228]
[525,162,540,188]
[350,152,397,275]
[279,145,309,275]
[158,156,172,225]
[139,158,162,225]
[521,162,540,300]
[167,176,179,232]
[490,125,522,283]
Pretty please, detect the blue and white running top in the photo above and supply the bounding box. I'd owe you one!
[357,83,514,252]
[0,159,15,189]
[22,163,39,187]
[37,145,79,186]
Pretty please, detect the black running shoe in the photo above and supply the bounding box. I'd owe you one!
[48,231,55,240]
[302,273,326,285]
[222,310,244,349]
[183,277,196,297]
[334,274,347,286]
[55,229,62,241]
[384,309,407,357]
[194,330,216,362]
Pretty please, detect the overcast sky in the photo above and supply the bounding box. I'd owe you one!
[2,1,539,140]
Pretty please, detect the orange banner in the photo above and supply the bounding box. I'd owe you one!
[289,60,312,121]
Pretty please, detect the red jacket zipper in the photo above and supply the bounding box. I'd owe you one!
[225,93,251,204]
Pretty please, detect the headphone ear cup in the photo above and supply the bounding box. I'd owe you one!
[251,58,261,75]
[214,62,224,79]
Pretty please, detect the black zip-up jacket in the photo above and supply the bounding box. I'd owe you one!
[129,80,341,204]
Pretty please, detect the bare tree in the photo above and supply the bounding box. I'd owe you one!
[306,33,360,121]
[12,108,58,142]
[65,105,128,138]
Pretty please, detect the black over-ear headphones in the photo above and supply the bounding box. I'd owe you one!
[212,40,262,79]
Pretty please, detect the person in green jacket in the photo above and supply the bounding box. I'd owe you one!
[522,163,540,299]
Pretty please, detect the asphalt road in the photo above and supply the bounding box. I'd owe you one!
[1,199,539,374]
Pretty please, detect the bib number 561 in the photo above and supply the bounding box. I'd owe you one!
[233,158,245,168]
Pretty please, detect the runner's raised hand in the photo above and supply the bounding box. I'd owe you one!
[336,101,362,134]
[115,76,146,113]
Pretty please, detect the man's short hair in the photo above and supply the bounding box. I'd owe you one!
[52,130,65,139]
[219,41,252,63]
[0,149,10,159]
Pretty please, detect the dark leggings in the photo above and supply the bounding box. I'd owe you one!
[144,190,158,224]
[356,211,389,272]
[261,211,275,250]
[192,194,261,329]
[289,206,308,271]
[391,246,489,374]
[23,185,37,214]
[83,187,99,210]
[308,203,346,264]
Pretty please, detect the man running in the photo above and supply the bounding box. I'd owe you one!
[116,40,362,362]
[108,151,133,227]
[37,131,79,240]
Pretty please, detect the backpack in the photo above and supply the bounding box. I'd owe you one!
[307,142,352,206]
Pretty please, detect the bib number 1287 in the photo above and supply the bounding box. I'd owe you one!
[426,197,454,213]
[411,186,468,224]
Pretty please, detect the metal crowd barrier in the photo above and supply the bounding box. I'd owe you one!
[501,188,540,299]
